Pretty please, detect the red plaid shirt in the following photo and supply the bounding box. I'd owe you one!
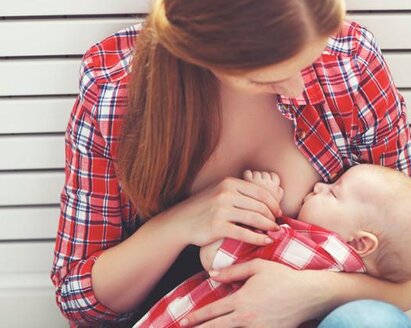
[133,217,366,328]
[51,20,411,327]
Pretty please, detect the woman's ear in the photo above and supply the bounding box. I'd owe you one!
[347,231,379,257]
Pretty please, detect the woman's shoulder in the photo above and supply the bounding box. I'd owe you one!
[75,23,144,159]
[82,22,143,85]
[325,20,377,58]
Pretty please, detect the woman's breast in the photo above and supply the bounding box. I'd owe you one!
[189,112,322,218]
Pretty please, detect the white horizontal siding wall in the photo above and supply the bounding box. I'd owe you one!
[0,2,147,328]
[0,1,410,327]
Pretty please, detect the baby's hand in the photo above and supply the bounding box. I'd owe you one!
[243,170,284,207]
[199,239,224,271]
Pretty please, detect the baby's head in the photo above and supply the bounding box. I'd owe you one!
[297,164,411,282]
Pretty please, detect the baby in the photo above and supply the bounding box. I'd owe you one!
[202,164,411,282]
[133,164,411,327]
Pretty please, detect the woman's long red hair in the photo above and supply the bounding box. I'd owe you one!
[118,0,345,220]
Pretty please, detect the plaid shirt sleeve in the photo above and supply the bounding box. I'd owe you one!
[352,25,411,174]
[50,49,135,326]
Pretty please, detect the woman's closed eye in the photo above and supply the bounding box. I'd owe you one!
[251,81,276,87]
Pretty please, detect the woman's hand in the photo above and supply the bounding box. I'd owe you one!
[174,174,283,247]
[179,259,332,328]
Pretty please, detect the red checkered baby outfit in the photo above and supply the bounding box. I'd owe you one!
[133,217,366,327]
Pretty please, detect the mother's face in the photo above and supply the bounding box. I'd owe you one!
[210,35,330,97]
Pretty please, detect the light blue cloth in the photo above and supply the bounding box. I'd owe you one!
[318,300,411,327]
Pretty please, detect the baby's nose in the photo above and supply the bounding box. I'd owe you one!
[313,182,327,194]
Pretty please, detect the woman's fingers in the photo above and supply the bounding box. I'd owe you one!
[225,222,274,246]
[231,190,275,221]
[192,313,239,328]
[229,207,278,232]
[235,179,282,217]
[208,259,263,283]
[179,295,235,327]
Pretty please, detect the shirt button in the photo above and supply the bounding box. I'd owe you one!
[296,129,306,139]
[278,104,287,111]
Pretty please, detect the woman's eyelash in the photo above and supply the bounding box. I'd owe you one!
[250,81,275,86]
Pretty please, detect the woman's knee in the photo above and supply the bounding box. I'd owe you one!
[318,300,411,328]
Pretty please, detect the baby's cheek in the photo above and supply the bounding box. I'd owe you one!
[297,205,315,223]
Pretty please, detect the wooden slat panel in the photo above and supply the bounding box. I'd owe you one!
[0,242,54,273]
[0,59,79,96]
[347,15,411,49]
[0,242,75,326]
[0,0,151,16]
[0,272,51,290]
[0,97,74,134]
[385,54,411,89]
[0,172,64,206]
[0,289,67,328]
[346,0,411,11]
[401,91,411,112]
[0,19,141,56]
[2,0,411,16]
[0,242,66,327]
[0,207,59,240]
[0,136,64,170]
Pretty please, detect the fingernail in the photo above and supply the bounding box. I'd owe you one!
[264,237,274,244]
[179,318,189,327]
[208,270,220,277]
[277,209,283,217]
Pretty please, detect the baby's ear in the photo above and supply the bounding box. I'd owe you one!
[347,231,378,257]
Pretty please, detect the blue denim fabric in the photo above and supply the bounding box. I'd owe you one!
[318,300,411,327]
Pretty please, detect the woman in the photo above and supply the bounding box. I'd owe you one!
[51,0,411,327]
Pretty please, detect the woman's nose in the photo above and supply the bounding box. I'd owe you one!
[279,74,304,98]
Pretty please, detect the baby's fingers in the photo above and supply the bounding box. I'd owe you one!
[236,180,282,217]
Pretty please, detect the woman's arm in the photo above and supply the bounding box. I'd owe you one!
[181,259,411,327]
[92,204,193,314]
[51,56,192,326]
[326,270,411,312]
